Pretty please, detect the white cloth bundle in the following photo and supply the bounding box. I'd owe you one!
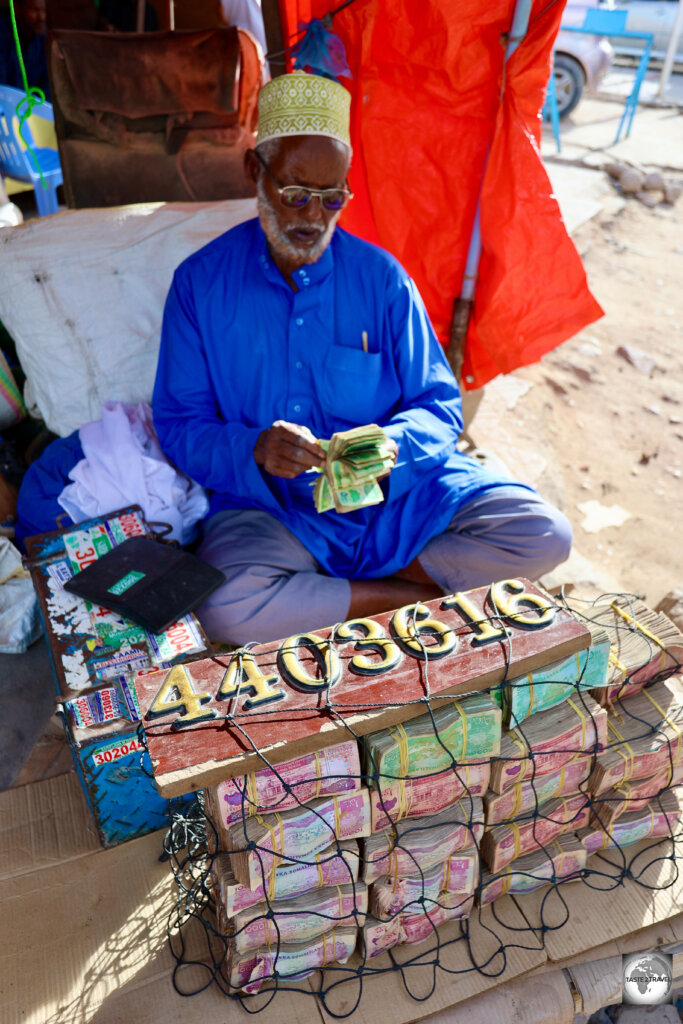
[59,401,208,545]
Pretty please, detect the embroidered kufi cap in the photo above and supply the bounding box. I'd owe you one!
[257,71,351,148]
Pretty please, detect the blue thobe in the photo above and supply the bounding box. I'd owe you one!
[152,218,509,580]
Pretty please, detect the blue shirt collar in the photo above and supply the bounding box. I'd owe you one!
[254,218,335,290]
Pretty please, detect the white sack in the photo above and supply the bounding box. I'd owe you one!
[0,198,257,437]
[0,537,41,653]
[59,401,209,546]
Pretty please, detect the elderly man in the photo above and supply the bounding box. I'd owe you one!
[153,72,571,646]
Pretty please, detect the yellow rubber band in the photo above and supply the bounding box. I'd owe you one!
[642,688,682,756]
[607,719,635,781]
[509,728,528,757]
[526,673,536,717]
[609,647,628,682]
[509,820,522,860]
[442,856,452,894]
[392,779,410,822]
[246,771,259,814]
[455,701,469,758]
[510,782,523,818]
[567,698,588,749]
[316,849,325,889]
[255,812,284,901]
[333,794,342,840]
[610,602,668,651]
[391,855,400,893]
[391,722,411,779]
[314,749,323,799]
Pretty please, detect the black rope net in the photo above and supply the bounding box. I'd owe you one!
[153,591,683,1015]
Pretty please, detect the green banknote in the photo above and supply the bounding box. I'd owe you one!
[313,424,392,514]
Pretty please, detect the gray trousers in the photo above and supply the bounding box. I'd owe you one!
[196,485,572,646]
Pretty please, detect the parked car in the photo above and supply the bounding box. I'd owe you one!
[599,0,683,64]
[554,2,615,116]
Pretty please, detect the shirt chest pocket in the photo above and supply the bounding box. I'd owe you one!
[319,347,401,427]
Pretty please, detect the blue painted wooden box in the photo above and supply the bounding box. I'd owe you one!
[26,505,210,847]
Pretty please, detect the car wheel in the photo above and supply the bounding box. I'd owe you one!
[553,54,584,118]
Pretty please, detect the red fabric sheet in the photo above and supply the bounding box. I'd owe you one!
[277,0,603,389]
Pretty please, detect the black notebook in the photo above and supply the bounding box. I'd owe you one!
[63,536,225,635]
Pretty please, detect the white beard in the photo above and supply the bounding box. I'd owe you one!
[256,179,340,268]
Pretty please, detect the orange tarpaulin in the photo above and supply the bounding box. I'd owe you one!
[277,0,603,389]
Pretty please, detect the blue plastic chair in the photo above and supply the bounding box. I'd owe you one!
[542,58,562,153]
[0,84,62,216]
[562,8,654,143]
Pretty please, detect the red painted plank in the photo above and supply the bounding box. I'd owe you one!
[134,579,590,796]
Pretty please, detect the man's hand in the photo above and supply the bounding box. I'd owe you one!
[254,421,325,478]
[377,438,399,480]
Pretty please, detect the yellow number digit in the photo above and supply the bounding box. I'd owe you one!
[146,664,216,728]
[441,591,506,646]
[336,617,403,676]
[489,579,556,629]
[390,603,457,660]
[278,632,341,693]
[217,652,285,710]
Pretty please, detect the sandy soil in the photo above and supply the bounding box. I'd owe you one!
[507,193,683,607]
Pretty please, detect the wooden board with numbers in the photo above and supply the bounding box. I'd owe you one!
[134,578,590,797]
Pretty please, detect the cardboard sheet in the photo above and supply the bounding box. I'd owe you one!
[0,772,100,879]
[418,968,577,1024]
[5,771,683,1024]
[313,898,546,1024]
[514,831,683,963]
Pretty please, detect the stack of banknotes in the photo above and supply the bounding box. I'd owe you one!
[586,596,683,707]
[204,740,371,993]
[312,424,395,513]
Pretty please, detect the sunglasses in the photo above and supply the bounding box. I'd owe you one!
[255,150,354,212]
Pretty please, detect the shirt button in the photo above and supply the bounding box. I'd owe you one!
[293,403,301,413]
[296,361,303,370]
[295,318,303,326]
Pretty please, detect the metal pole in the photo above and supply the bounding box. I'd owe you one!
[136,0,145,32]
[657,0,683,98]
[169,0,175,31]
[447,0,534,381]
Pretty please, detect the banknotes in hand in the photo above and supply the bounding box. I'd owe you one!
[312,424,394,513]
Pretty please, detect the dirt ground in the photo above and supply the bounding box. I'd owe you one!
[507,192,683,607]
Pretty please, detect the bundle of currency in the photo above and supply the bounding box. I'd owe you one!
[590,762,683,831]
[220,882,368,953]
[480,793,590,873]
[369,850,479,920]
[211,841,360,917]
[361,897,475,958]
[226,788,371,888]
[484,753,593,827]
[587,677,683,796]
[227,926,357,994]
[361,798,484,884]
[579,788,680,855]
[479,834,588,906]
[489,694,607,794]
[490,626,610,728]
[313,424,395,513]
[204,740,360,839]
[364,692,501,782]
[370,760,490,833]
[585,597,683,707]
